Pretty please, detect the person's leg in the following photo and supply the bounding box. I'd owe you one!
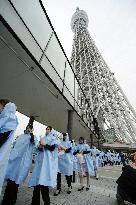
[78,174,84,191]
[1,179,12,205]
[95,169,99,180]
[31,185,40,205]
[1,179,19,205]
[41,186,50,205]
[65,175,72,194]
[57,172,61,190]
[93,160,99,180]
[72,171,75,183]
[65,175,72,188]
[54,172,61,196]
[86,172,90,191]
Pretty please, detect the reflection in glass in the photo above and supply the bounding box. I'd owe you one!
[64,61,74,96]
[0,1,43,61]
[63,86,74,107]
[45,34,65,80]
[75,79,79,103]
[40,55,63,91]
[11,0,53,50]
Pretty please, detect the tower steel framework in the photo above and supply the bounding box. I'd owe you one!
[70,8,136,143]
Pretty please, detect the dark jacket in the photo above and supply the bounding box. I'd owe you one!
[116,165,136,200]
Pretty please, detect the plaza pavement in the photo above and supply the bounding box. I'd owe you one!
[0,165,134,205]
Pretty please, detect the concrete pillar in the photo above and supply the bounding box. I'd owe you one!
[90,133,94,147]
[67,110,74,140]
[27,116,35,128]
[97,138,100,150]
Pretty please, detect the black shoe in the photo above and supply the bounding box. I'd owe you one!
[96,177,99,180]
[67,190,71,194]
[67,186,72,194]
[78,186,84,191]
[54,190,61,196]
[86,187,89,191]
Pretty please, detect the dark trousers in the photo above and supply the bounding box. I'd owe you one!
[31,185,50,205]
[72,171,75,182]
[0,131,11,148]
[117,185,136,204]
[104,161,107,166]
[110,161,114,166]
[1,179,19,205]
[57,172,72,190]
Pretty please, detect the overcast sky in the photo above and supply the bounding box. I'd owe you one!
[43,0,136,110]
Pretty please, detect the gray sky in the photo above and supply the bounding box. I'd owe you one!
[43,0,136,110]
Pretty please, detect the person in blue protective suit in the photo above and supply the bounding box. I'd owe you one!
[54,133,73,196]
[0,99,18,194]
[91,144,100,180]
[29,126,59,205]
[74,137,94,191]
[98,151,104,167]
[1,124,36,205]
[71,140,78,183]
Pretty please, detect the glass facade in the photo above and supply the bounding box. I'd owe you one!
[45,34,66,80]
[11,0,53,50]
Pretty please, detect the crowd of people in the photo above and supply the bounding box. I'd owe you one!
[98,150,130,167]
[0,99,135,205]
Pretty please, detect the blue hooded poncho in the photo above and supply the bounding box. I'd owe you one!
[29,132,60,188]
[58,135,73,176]
[5,133,37,185]
[0,102,18,193]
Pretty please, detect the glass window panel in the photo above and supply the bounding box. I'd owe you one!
[41,55,63,91]
[0,1,42,61]
[75,78,79,102]
[77,105,82,116]
[77,88,83,107]
[64,61,74,96]
[11,0,52,50]
[45,34,65,80]
[74,100,79,112]
[77,90,87,118]
[63,86,74,107]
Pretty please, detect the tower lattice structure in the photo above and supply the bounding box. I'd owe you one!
[70,8,136,143]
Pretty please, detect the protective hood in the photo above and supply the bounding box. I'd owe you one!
[2,102,17,115]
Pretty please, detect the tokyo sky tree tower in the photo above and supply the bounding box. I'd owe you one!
[70,8,136,144]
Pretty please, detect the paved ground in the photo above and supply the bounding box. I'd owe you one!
[0,165,134,205]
